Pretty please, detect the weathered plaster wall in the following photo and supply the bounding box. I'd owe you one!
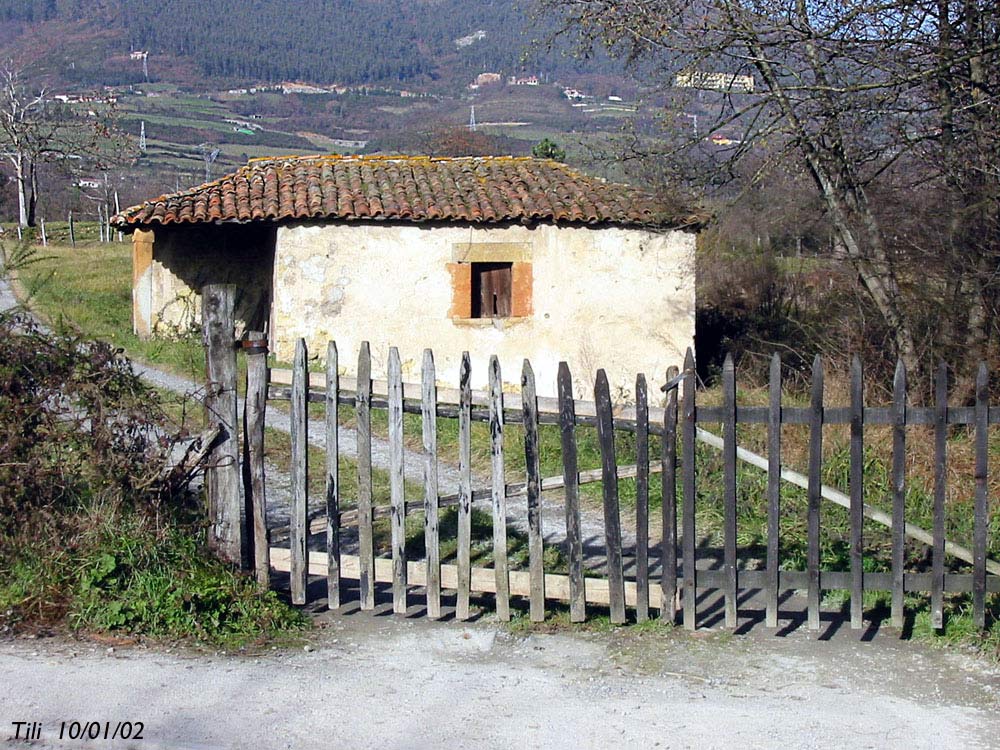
[134,225,275,338]
[272,222,695,399]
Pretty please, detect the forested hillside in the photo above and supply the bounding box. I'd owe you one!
[0,0,614,85]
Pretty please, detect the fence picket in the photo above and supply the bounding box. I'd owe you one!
[850,355,864,630]
[558,362,586,622]
[326,341,340,609]
[422,350,442,619]
[521,360,546,622]
[456,352,473,620]
[595,369,626,624]
[243,331,269,587]
[891,360,907,628]
[722,354,738,629]
[250,334,996,632]
[974,362,989,628]
[807,355,823,631]
[682,349,697,630]
[290,338,309,605]
[357,342,375,610]
[661,366,679,622]
[932,362,948,629]
[388,347,407,614]
[766,353,781,628]
[489,356,511,621]
[635,373,650,623]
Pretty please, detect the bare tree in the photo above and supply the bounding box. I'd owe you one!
[539,0,1000,375]
[0,60,130,227]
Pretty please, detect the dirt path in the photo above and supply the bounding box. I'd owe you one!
[2,613,998,749]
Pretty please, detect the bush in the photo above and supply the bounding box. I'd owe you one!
[0,296,304,646]
[0,311,172,535]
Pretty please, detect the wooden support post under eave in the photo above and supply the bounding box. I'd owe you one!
[132,228,155,338]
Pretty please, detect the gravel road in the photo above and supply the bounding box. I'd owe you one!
[2,612,998,750]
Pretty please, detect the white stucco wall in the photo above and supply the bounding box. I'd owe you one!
[271,222,695,400]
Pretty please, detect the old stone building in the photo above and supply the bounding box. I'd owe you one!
[115,154,700,396]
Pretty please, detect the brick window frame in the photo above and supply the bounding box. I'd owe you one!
[447,243,533,320]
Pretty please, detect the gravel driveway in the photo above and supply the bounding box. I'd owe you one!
[2,612,998,750]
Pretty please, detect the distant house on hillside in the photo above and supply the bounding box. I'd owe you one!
[114,155,701,396]
[475,72,502,87]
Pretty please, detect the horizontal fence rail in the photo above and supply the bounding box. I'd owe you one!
[242,340,999,633]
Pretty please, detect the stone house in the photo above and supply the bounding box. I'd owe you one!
[114,154,700,397]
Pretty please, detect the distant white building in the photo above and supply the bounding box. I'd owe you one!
[674,71,755,94]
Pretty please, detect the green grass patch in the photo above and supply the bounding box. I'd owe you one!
[17,240,206,382]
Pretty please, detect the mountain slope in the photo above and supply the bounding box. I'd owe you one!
[0,0,615,87]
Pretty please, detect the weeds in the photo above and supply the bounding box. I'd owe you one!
[0,273,303,647]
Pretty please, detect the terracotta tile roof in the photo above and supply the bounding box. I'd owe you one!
[114,155,701,229]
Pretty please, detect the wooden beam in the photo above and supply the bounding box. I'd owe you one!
[269,549,664,610]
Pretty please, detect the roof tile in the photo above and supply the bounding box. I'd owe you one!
[114,154,699,229]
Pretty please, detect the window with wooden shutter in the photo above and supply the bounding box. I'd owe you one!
[471,262,513,318]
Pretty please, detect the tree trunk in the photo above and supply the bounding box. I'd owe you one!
[26,160,37,228]
[747,44,922,377]
[14,153,29,228]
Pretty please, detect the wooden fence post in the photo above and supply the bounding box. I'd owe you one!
[388,347,407,614]
[522,359,546,622]
[290,338,309,605]
[242,331,269,585]
[681,349,697,630]
[202,284,244,567]
[456,352,473,620]
[766,354,781,629]
[489,355,511,621]
[635,373,650,623]
[661,365,679,623]
[931,362,948,629]
[807,355,824,631]
[595,368,626,625]
[422,350,442,619]
[974,362,989,628]
[68,211,75,248]
[326,341,341,609]
[558,362,586,622]
[357,342,375,610]
[891,360,907,628]
[850,356,864,630]
[722,354,738,629]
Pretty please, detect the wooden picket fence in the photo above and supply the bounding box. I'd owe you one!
[198,287,999,632]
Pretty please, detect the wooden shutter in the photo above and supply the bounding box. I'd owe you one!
[472,262,512,318]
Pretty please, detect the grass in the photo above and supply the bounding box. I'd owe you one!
[17,239,206,382]
[0,504,307,650]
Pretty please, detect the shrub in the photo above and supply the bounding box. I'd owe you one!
[0,292,303,646]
